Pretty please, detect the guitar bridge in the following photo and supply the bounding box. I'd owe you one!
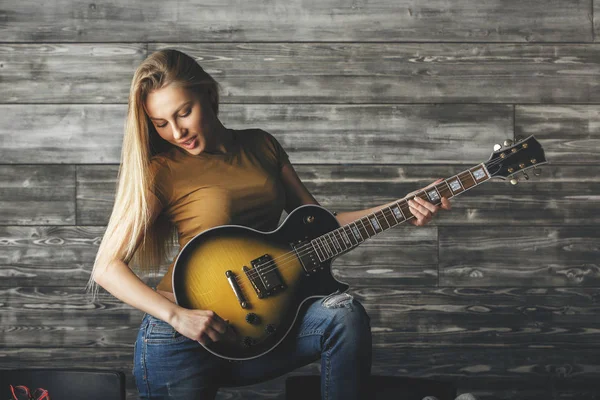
[244,254,286,299]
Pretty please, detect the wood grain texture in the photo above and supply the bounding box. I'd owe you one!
[516,105,600,164]
[0,165,75,225]
[0,0,592,43]
[2,104,510,163]
[440,226,600,286]
[3,43,600,103]
[0,44,146,103]
[0,105,126,163]
[149,43,600,104]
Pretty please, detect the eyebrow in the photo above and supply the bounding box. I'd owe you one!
[148,100,193,121]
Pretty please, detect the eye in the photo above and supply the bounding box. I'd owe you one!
[155,110,191,129]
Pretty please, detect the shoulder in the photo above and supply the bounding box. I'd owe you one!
[148,148,177,178]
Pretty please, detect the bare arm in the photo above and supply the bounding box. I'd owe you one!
[92,190,233,344]
[92,191,180,324]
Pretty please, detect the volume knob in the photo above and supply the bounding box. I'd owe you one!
[245,313,260,325]
[265,324,277,334]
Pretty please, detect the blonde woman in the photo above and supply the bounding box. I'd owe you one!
[87,49,451,399]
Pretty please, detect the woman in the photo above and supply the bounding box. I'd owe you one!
[86,49,451,399]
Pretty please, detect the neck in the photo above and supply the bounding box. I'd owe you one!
[308,162,491,264]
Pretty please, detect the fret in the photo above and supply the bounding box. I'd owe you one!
[367,213,382,233]
[320,236,334,258]
[425,186,442,203]
[386,206,399,224]
[399,199,412,220]
[344,225,358,246]
[358,218,373,237]
[311,240,325,262]
[340,228,353,247]
[328,232,342,254]
[438,181,453,200]
[391,203,406,221]
[334,228,349,251]
[375,209,390,229]
[447,176,465,195]
[350,223,364,243]
[470,164,489,182]
[459,171,476,189]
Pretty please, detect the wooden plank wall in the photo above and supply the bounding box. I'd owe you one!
[1,1,599,399]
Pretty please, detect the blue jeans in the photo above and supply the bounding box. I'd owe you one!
[133,292,372,399]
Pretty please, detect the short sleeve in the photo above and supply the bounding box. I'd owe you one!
[148,156,171,207]
[260,129,291,170]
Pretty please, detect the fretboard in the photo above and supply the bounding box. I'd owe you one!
[310,163,491,263]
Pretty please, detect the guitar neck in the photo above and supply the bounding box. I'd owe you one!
[310,162,492,263]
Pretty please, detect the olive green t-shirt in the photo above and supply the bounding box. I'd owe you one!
[148,128,291,293]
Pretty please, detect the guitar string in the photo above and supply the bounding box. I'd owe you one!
[211,152,530,289]
[234,153,517,284]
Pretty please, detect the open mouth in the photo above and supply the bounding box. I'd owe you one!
[181,137,197,149]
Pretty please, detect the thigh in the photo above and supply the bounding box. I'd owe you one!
[133,313,230,399]
[227,293,367,386]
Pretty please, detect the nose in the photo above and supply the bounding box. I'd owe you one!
[171,121,186,141]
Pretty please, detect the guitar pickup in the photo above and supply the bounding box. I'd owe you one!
[244,254,286,299]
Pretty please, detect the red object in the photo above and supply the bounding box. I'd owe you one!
[9,384,51,400]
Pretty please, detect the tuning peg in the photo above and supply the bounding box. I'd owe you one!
[493,143,502,151]
[522,171,529,180]
[503,139,513,146]
[510,178,518,185]
[533,167,542,176]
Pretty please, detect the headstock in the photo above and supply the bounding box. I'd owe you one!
[484,135,548,184]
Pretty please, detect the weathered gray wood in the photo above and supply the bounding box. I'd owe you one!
[0,105,126,163]
[148,43,600,104]
[3,286,600,349]
[2,104,509,164]
[76,166,118,225]
[0,44,146,103]
[516,105,600,164]
[77,164,598,227]
[440,226,600,286]
[4,43,600,104]
[0,226,105,265]
[0,165,75,225]
[0,0,591,43]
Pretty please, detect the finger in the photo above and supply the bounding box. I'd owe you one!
[441,197,452,210]
[408,203,426,225]
[204,325,225,342]
[409,197,434,216]
[414,196,439,214]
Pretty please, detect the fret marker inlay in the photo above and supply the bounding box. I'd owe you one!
[473,168,486,180]
[427,189,440,202]
[449,180,462,192]
[370,217,381,231]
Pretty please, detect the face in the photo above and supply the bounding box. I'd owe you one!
[144,83,216,155]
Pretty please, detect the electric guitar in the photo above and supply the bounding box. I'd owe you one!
[172,135,548,360]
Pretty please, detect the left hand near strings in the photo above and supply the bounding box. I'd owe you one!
[406,178,452,227]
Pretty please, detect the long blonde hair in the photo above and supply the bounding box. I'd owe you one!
[85,49,221,301]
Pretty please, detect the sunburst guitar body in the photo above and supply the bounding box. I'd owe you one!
[172,205,346,360]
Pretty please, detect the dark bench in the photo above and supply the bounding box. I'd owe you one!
[285,375,457,400]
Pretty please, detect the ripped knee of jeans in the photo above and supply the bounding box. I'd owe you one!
[321,291,354,309]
